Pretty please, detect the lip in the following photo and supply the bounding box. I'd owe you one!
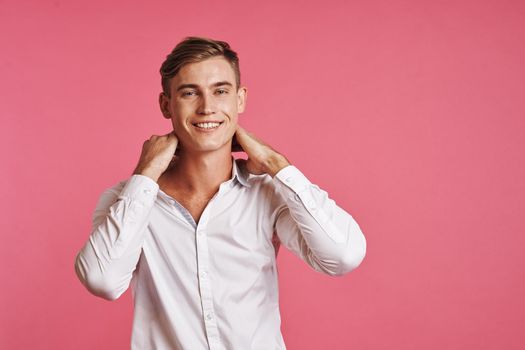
[192,121,224,133]
[192,120,224,124]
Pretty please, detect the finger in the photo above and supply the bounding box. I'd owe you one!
[168,130,178,139]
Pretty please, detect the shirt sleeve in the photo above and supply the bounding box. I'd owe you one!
[74,174,159,300]
[270,165,367,276]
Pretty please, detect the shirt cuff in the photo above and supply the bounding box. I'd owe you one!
[118,174,159,204]
[273,165,311,193]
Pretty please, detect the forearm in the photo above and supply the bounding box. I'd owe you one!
[273,166,366,276]
[74,175,159,300]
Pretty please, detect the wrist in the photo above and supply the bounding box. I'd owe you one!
[265,154,291,177]
[133,166,162,183]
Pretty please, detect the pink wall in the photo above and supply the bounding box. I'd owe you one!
[2,0,524,349]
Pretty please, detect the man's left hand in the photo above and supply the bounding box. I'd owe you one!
[233,125,291,177]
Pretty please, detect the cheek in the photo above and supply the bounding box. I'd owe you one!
[220,100,239,120]
[170,106,192,124]
[170,117,189,136]
[224,94,238,107]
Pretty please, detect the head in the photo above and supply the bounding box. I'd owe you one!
[159,36,247,154]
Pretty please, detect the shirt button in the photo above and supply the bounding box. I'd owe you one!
[206,313,213,320]
[144,189,151,194]
[285,177,293,183]
[200,271,208,278]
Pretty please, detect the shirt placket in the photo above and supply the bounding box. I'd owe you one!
[195,189,225,350]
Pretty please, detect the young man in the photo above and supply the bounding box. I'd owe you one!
[74,36,366,350]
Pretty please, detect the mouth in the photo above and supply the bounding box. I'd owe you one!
[192,121,224,131]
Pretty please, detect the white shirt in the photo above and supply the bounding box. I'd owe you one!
[74,158,366,350]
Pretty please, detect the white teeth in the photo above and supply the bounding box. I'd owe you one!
[195,122,221,129]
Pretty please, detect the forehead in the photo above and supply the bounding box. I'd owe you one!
[173,56,236,87]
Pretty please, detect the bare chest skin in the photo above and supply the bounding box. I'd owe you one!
[157,162,224,225]
[161,186,217,225]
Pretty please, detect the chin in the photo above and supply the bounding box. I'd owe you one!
[191,141,231,153]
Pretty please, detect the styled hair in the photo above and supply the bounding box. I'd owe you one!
[159,36,241,97]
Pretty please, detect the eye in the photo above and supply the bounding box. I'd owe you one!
[216,89,229,95]
[181,90,197,97]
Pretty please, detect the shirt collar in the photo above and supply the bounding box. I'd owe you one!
[231,156,251,188]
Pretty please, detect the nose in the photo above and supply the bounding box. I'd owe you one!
[197,91,216,115]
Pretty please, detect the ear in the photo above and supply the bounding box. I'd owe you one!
[237,86,248,114]
[159,92,171,119]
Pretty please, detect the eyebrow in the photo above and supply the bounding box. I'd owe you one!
[176,81,234,92]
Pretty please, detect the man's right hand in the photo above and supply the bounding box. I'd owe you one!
[132,131,179,182]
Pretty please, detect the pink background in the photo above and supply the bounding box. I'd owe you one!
[2,0,524,349]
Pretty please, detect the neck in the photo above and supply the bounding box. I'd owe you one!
[161,146,233,194]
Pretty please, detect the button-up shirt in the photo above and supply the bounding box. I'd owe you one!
[74,158,366,350]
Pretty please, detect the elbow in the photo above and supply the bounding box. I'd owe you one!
[333,232,367,276]
[335,245,366,276]
[82,276,125,301]
[74,253,126,301]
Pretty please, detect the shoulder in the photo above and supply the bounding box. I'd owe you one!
[235,161,275,190]
[237,166,287,205]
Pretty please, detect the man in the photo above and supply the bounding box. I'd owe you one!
[74,36,366,350]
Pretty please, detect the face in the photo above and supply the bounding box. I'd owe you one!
[159,56,247,154]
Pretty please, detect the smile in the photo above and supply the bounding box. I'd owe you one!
[192,122,223,130]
